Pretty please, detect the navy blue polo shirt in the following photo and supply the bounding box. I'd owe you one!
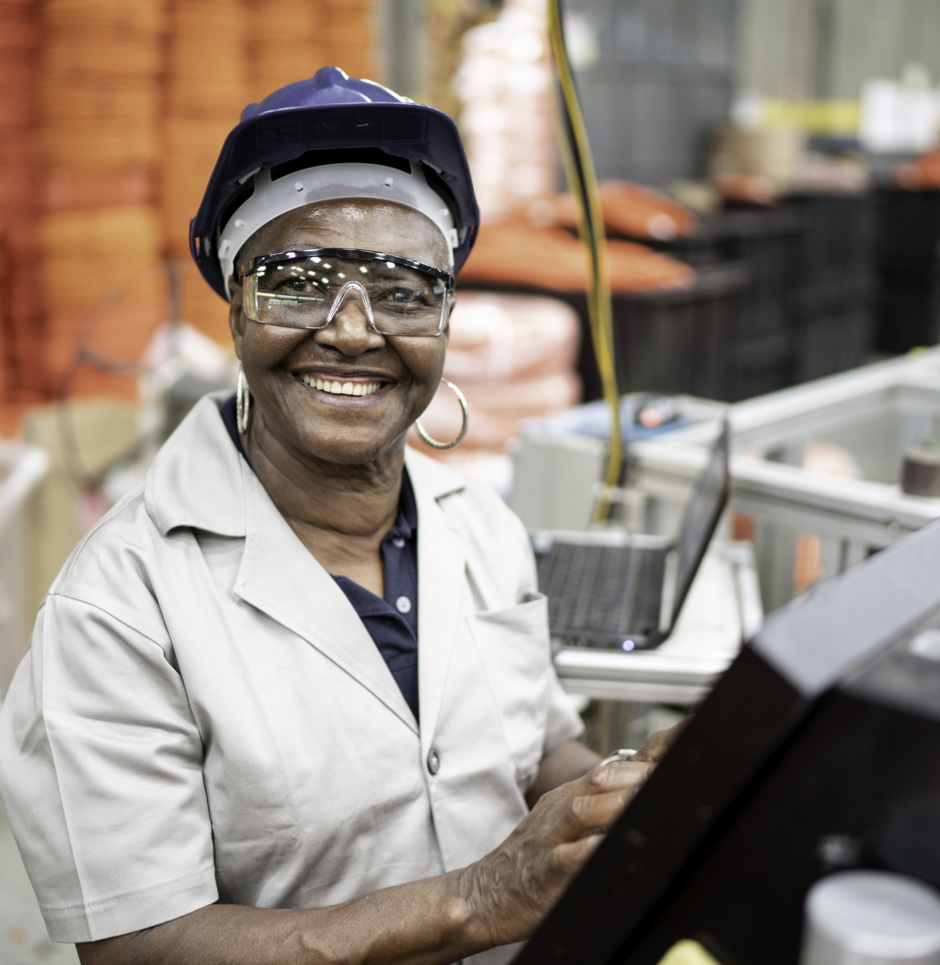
[220,396,420,721]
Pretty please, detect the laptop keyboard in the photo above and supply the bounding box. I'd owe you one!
[534,541,667,647]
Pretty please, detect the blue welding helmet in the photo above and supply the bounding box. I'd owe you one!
[190,66,480,300]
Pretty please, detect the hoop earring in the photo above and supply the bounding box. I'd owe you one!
[236,365,251,435]
[415,378,469,451]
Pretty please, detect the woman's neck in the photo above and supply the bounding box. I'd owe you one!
[243,414,404,589]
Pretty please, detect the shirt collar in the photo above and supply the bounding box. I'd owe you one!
[387,469,418,542]
[146,392,467,539]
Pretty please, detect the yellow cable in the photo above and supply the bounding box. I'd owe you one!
[546,0,622,523]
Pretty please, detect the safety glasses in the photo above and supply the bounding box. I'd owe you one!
[237,248,456,337]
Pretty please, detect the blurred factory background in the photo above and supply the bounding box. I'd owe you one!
[3,0,940,656]
[4,2,940,960]
[1,0,940,663]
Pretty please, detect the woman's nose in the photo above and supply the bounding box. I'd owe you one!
[315,284,385,355]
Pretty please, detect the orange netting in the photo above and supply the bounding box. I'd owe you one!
[894,148,940,189]
[516,180,698,241]
[459,220,695,293]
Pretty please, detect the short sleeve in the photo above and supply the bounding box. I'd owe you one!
[0,594,217,943]
[542,664,585,753]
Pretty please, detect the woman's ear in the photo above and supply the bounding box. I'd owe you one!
[227,277,245,360]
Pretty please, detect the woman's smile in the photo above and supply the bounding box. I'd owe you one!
[298,375,384,398]
[293,366,394,403]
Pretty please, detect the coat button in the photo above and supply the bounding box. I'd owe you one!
[426,748,440,775]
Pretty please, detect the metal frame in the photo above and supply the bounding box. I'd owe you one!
[628,347,940,610]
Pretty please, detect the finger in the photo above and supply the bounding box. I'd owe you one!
[557,785,641,840]
[633,718,690,762]
[588,760,655,790]
[549,836,604,880]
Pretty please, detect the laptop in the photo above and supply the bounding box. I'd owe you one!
[531,421,730,651]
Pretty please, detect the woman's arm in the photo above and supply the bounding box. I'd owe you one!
[524,739,603,807]
[525,719,690,808]
[78,760,652,965]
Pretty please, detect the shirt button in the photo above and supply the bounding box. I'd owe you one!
[392,537,405,548]
[395,596,412,614]
[427,748,440,775]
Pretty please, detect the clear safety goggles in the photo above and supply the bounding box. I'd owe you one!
[237,248,456,338]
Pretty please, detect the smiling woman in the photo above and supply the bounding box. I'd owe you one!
[0,66,678,965]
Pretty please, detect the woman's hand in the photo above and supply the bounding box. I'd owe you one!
[461,759,654,948]
[632,718,690,763]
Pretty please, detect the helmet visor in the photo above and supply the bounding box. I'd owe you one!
[238,248,455,337]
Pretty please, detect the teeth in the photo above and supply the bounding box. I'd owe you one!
[300,374,382,397]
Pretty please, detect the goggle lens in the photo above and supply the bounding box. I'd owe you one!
[240,249,453,337]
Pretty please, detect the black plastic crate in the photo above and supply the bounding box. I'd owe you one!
[715,209,804,339]
[729,330,794,401]
[644,224,726,268]
[876,188,940,273]
[792,276,878,383]
[787,193,879,289]
[574,263,746,402]
[459,265,745,403]
[876,266,940,352]
[648,208,804,339]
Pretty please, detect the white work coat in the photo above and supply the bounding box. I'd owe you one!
[0,394,582,964]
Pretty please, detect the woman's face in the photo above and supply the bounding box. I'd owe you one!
[230,198,451,468]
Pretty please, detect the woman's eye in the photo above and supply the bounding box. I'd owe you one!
[380,286,430,309]
[275,276,323,296]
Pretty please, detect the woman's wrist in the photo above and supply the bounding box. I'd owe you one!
[453,861,501,951]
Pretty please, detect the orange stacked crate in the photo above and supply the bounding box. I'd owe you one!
[246,0,322,101]
[38,0,166,400]
[161,0,246,347]
[318,0,381,81]
[39,207,167,399]
[0,0,41,428]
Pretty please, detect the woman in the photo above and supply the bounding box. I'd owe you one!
[0,68,671,965]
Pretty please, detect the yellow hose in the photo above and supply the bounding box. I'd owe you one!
[546,0,622,523]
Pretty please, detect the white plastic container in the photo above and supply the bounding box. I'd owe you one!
[801,872,940,965]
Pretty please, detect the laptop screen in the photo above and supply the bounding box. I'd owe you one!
[668,420,731,627]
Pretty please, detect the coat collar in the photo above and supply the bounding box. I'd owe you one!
[405,447,467,741]
[145,393,250,539]
[146,393,471,739]
[146,394,468,538]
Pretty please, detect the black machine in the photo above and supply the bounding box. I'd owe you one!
[515,515,940,964]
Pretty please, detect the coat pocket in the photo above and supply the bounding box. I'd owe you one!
[468,592,551,788]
